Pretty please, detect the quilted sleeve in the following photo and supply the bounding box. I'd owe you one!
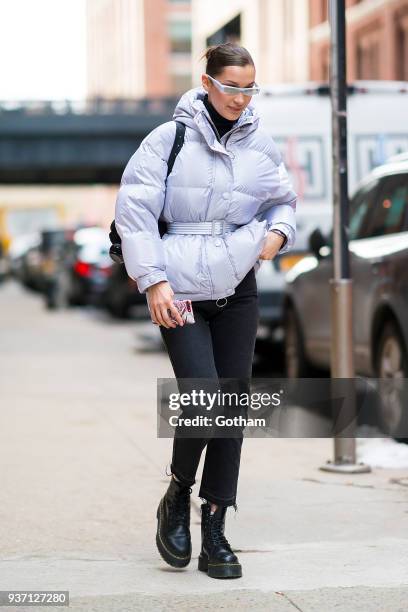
[114,121,177,293]
[255,137,297,254]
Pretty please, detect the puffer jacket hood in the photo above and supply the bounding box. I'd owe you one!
[172,86,259,152]
[115,86,297,301]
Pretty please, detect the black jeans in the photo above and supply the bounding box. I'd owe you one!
[159,267,259,508]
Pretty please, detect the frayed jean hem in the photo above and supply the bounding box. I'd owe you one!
[166,462,196,488]
[199,491,238,512]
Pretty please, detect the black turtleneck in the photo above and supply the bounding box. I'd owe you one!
[203,93,238,140]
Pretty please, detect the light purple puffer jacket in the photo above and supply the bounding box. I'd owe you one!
[115,86,297,301]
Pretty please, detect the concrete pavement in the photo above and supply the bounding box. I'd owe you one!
[0,279,407,611]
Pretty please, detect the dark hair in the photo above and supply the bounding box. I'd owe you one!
[199,43,255,77]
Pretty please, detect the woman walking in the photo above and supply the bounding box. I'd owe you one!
[115,43,297,579]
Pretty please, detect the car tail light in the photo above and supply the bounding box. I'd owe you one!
[74,261,91,277]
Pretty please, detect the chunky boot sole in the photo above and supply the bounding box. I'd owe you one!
[156,502,191,569]
[198,552,242,579]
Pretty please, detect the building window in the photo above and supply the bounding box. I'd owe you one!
[206,14,241,46]
[321,0,328,23]
[396,13,408,81]
[170,73,192,94]
[168,20,192,54]
[356,27,381,79]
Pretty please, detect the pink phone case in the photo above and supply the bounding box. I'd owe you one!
[170,299,195,324]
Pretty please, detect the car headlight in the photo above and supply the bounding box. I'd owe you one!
[278,252,308,272]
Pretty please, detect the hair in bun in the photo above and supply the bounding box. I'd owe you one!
[199,42,254,77]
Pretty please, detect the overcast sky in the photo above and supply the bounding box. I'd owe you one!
[0,0,86,100]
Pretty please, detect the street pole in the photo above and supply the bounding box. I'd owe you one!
[320,0,370,474]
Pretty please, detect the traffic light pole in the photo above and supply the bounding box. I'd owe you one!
[320,0,370,473]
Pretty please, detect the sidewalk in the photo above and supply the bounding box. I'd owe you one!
[0,281,407,611]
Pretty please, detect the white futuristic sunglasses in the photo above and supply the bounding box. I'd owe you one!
[206,74,260,96]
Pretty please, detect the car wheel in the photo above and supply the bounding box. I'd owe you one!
[284,305,310,378]
[106,293,130,319]
[375,321,408,439]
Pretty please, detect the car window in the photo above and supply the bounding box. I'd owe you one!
[349,180,379,240]
[360,173,408,238]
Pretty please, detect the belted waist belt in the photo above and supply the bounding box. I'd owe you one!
[166,220,240,236]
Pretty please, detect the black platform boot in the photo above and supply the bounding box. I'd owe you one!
[156,477,192,568]
[198,502,242,579]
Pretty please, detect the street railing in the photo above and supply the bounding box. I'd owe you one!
[0,97,179,116]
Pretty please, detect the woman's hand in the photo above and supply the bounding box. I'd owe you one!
[258,231,285,260]
[147,281,184,329]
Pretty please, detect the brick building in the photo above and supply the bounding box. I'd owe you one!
[310,0,408,81]
[192,0,310,86]
[86,0,192,99]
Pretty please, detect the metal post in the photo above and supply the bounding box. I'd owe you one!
[320,0,370,474]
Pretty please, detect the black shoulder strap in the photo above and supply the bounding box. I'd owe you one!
[166,121,186,179]
[110,120,186,257]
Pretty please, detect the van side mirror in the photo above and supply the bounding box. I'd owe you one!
[309,228,327,258]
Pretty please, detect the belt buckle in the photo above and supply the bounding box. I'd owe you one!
[211,220,225,237]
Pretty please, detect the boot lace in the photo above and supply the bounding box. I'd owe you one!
[209,516,231,549]
[168,486,192,528]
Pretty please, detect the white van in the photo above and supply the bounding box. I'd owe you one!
[253,80,408,249]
